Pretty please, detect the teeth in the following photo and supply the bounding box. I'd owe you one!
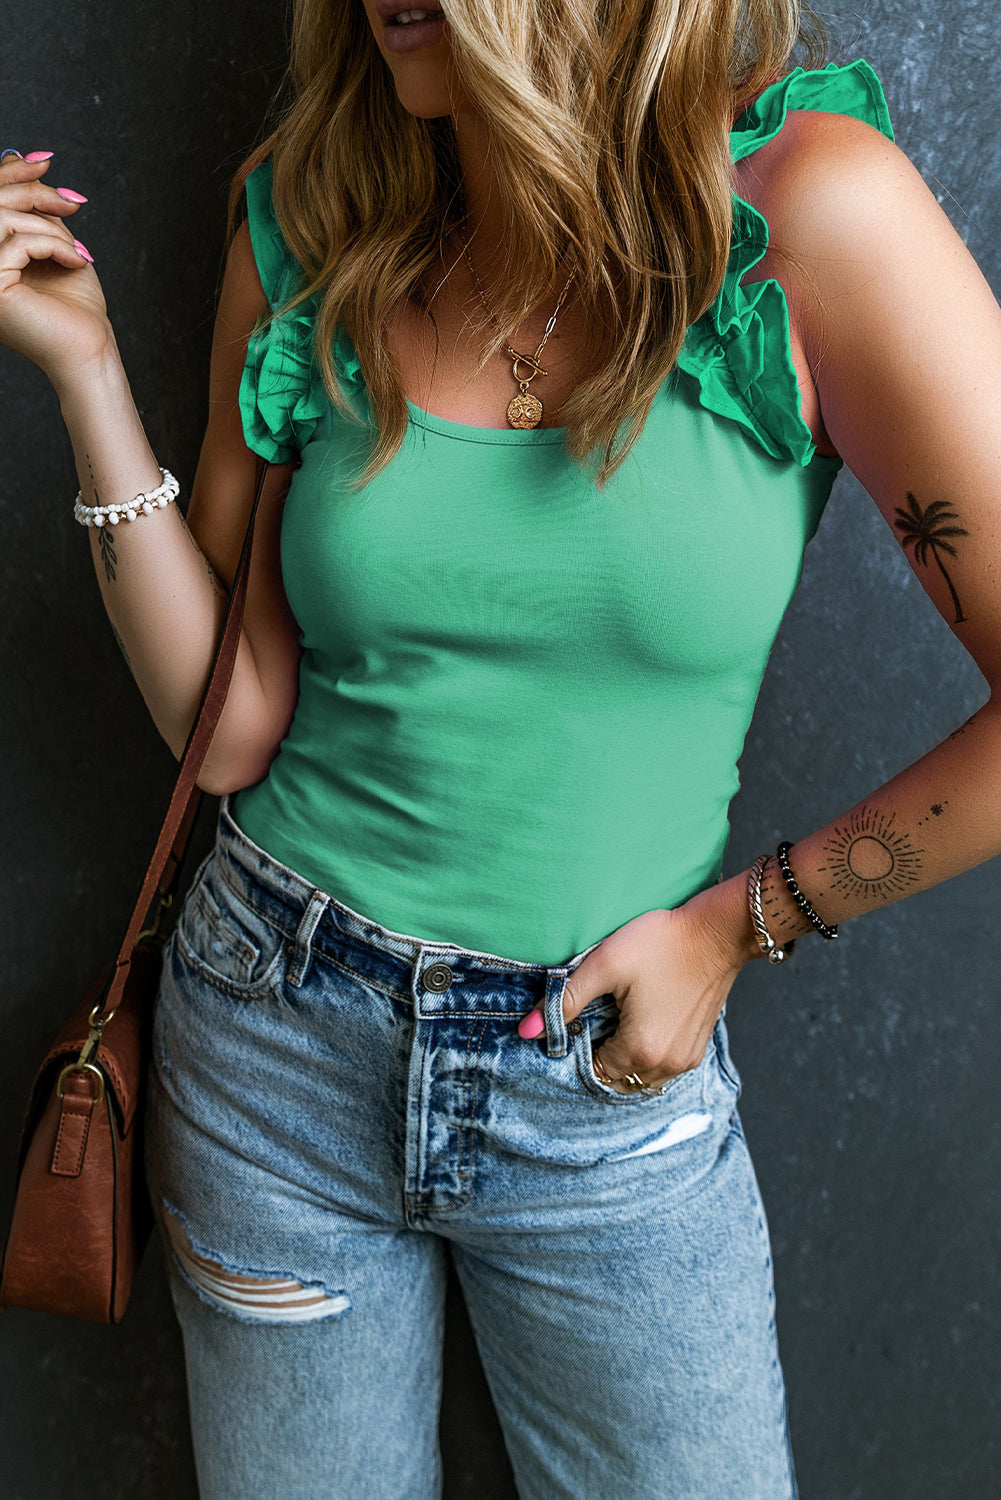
[395,9,434,22]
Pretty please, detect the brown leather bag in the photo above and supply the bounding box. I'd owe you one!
[0,456,272,1323]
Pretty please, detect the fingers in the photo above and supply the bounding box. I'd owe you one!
[557,947,621,1027]
[0,150,53,180]
[516,1007,546,1039]
[591,1045,661,1095]
[0,153,92,280]
[598,999,706,1081]
[1,150,86,224]
[592,1038,673,1093]
[2,183,88,222]
[0,228,92,283]
[1,170,88,223]
[513,992,689,1092]
[1,207,78,243]
[515,944,617,1040]
[597,1021,709,1093]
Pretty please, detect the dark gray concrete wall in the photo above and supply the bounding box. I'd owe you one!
[1,4,998,1496]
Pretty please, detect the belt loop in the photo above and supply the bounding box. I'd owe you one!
[542,969,570,1058]
[287,891,331,989]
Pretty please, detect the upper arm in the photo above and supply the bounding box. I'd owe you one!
[185,218,302,757]
[752,110,1001,693]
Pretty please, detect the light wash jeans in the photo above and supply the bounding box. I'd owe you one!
[144,793,798,1499]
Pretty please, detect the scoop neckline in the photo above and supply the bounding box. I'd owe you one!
[404,397,569,445]
[404,394,840,468]
[341,328,841,467]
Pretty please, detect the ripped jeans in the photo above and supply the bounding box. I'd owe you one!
[144,793,798,1500]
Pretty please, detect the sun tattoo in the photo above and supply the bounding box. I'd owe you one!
[817,806,924,902]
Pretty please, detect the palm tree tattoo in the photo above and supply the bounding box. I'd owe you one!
[893,491,969,624]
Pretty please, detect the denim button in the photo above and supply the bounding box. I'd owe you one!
[422,963,453,992]
[567,1019,584,1037]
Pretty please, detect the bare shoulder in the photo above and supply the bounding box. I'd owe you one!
[215,219,271,353]
[734,106,917,237]
[732,102,1001,659]
[733,107,968,356]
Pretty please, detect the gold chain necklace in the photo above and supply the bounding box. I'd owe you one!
[461,238,574,430]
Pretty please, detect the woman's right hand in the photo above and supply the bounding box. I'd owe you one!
[0,150,116,390]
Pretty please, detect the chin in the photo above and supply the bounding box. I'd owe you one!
[393,84,456,119]
[383,50,469,119]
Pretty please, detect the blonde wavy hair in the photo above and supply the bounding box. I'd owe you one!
[224,0,829,490]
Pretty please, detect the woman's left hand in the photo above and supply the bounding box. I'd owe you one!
[519,877,760,1093]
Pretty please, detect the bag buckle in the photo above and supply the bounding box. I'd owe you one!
[55,1060,106,1106]
[52,885,172,1108]
[55,1011,109,1105]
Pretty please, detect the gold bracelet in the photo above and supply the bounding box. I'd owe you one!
[746,855,796,964]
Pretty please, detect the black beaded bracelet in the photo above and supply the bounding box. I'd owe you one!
[775,841,839,941]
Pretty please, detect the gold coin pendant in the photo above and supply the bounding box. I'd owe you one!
[507,391,543,430]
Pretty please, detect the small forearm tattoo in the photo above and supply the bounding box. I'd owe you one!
[760,878,801,937]
[178,508,228,599]
[83,451,122,582]
[177,506,199,551]
[98,524,117,583]
[816,805,923,903]
[893,490,969,624]
[110,623,134,675]
[84,452,99,507]
[205,555,228,600]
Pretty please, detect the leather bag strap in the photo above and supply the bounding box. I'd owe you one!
[91,454,273,1022]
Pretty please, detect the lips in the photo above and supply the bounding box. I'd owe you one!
[374,1,444,19]
[379,5,448,54]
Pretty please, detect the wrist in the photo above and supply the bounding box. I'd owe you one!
[682,870,763,973]
[758,853,816,946]
[57,351,164,518]
[54,328,126,408]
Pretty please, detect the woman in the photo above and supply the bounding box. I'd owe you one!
[2,0,999,1494]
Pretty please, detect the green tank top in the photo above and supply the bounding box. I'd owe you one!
[231,59,893,965]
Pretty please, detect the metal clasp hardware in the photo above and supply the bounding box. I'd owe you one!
[54,888,173,1104]
[77,1011,107,1067]
[56,1060,106,1106]
[56,1004,111,1103]
[138,890,173,947]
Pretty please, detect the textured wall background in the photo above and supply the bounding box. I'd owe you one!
[1,3,998,1496]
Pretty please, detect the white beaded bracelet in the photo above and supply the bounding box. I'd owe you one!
[73,466,179,527]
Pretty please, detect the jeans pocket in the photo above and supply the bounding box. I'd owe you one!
[573,1001,709,1106]
[711,1008,743,1098]
[174,852,288,998]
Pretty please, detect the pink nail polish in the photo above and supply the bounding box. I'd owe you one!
[517,1008,545,1040]
[24,151,54,162]
[56,187,88,203]
[73,239,94,263]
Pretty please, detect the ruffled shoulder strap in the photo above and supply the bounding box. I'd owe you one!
[242,156,295,310]
[677,58,895,468]
[238,157,358,464]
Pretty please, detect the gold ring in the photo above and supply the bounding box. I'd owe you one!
[593,1052,651,1092]
[592,1050,618,1085]
[621,1071,650,1092]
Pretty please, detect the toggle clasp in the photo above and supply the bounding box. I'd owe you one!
[511,353,547,387]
